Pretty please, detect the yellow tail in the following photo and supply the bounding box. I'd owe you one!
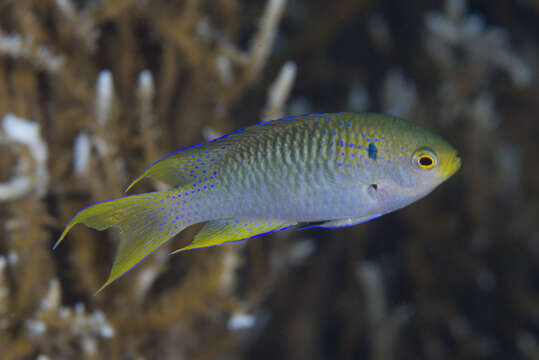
[54,189,191,293]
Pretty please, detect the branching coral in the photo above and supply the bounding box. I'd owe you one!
[0,0,537,358]
[0,0,294,358]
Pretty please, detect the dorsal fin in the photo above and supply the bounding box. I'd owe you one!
[125,142,229,191]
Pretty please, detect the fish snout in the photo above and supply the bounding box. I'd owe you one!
[442,153,461,179]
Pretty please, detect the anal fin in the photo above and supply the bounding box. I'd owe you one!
[170,218,296,253]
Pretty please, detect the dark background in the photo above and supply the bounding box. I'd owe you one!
[0,0,538,359]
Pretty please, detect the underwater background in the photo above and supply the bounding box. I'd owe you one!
[0,0,538,359]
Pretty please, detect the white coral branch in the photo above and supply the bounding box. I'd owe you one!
[248,0,287,74]
[0,30,65,73]
[0,114,49,200]
[263,60,297,120]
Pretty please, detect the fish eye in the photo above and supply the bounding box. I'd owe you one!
[413,149,437,170]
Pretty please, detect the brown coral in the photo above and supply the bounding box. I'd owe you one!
[0,0,538,359]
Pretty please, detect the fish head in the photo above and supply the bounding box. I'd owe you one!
[352,115,461,214]
[384,121,461,202]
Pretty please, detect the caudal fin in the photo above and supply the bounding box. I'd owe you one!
[54,190,194,293]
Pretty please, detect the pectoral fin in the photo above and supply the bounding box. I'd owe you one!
[170,218,296,253]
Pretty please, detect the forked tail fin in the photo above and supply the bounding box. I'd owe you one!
[54,189,197,293]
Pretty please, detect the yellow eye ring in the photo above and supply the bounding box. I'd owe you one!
[413,149,437,170]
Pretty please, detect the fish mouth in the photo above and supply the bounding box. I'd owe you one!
[442,153,461,179]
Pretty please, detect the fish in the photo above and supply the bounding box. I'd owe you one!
[54,112,461,292]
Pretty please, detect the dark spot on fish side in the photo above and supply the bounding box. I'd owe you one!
[368,143,378,161]
[367,183,378,199]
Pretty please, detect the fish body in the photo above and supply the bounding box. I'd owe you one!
[55,112,461,291]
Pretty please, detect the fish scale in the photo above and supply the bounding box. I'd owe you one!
[54,112,460,291]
